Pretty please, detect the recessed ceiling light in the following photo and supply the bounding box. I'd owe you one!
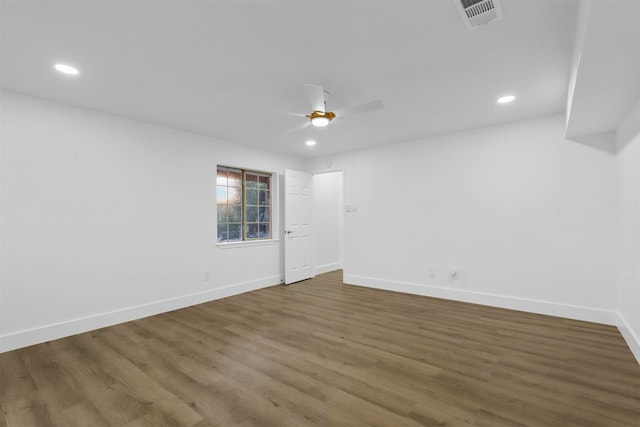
[54,63,80,76]
[305,140,317,146]
[497,95,516,104]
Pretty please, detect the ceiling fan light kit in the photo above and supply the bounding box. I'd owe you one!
[308,111,335,127]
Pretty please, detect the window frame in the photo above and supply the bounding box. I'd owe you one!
[216,165,279,249]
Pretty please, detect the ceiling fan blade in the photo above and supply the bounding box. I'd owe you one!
[304,84,326,113]
[279,111,308,118]
[334,99,384,118]
[288,120,312,132]
[257,106,307,117]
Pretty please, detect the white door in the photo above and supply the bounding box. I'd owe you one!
[284,169,314,284]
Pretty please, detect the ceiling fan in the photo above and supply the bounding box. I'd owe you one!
[288,84,384,132]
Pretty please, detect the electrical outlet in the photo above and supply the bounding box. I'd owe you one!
[204,272,211,282]
[427,268,436,278]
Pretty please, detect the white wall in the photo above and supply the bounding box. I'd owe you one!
[0,91,304,352]
[615,99,640,361]
[2,92,632,356]
[311,171,344,275]
[307,114,618,323]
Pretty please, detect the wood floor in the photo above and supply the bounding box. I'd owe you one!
[1,271,639,426]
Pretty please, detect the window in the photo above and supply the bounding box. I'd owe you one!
[217,166,272,243]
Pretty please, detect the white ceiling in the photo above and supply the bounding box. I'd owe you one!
[1,0,581,158]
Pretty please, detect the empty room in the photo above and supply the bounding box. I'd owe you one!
[1,0,639,426]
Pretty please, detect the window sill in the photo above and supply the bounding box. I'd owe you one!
[217,239,280,249]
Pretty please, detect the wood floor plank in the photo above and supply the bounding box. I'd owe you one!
[0,351,53,426]
[1,270,639,426]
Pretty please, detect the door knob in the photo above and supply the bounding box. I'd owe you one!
[285,230,294,235]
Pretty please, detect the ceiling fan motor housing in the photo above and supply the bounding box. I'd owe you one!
[307,110,336,121]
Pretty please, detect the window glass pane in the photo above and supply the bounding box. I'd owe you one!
[229,205,242,222]
[259,207,269,222]
[228,187,242,204]
[216,168,228,186]
[246,223,259,239]
[259,190,270,206]
[246,189,258,205]
[246,206,259,223]
[258,175,269,190]
[217,224,228,242]
[246,173,258,188]
[259,223,271,238]
[228,223,242,241]
[228,170,242,187]
[217,205,228,222]
[216,186,228,204]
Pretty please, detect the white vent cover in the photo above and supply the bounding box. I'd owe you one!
[452,0,503,30]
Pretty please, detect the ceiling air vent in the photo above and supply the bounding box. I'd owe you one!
[453,0,503,30]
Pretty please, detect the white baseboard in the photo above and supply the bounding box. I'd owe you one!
[315,262,342,275]
[0,275,282,353]
[616,312,640,364]
[344,274,618,325]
